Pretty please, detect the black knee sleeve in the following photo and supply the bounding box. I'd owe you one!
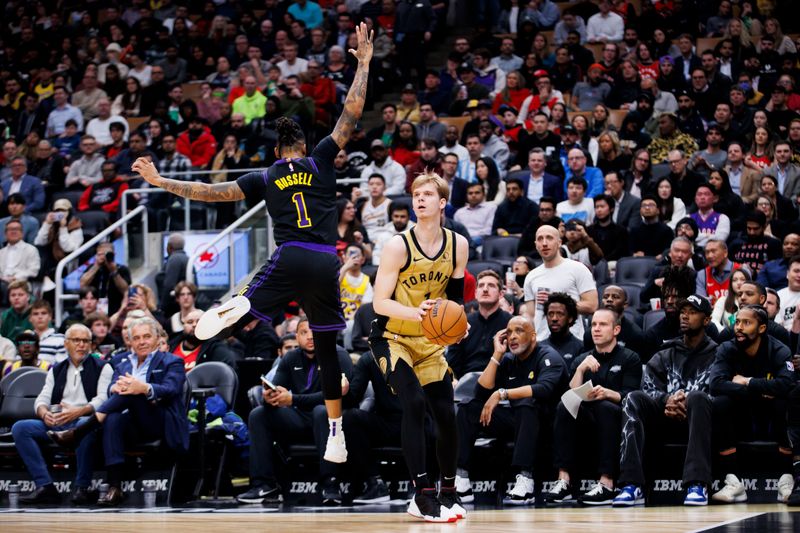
[313,330,343,401]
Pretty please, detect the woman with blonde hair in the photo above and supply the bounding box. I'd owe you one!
[763,18,797,55]
[211,133,249,227]
[169,281,200,336]
[596,130,630,174]
[109,283,167,336]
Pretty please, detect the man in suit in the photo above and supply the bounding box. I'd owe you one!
[12,324,113,504]
[48,317,189,506]
[441,152,469,218]
[765,142,800,200]
[724,141,761,203]
[515,148,562,203]
[0,156,46,213]
[604,171,640,229]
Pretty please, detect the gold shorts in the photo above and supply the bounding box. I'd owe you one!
[369,327,449,387]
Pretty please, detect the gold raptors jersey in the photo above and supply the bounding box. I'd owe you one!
[381,227,457,337]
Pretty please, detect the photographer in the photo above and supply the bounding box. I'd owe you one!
[79,242,131,316]
[34,199,84,285]
[561,219,603,268]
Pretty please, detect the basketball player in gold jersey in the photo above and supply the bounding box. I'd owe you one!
[370,173,469,522]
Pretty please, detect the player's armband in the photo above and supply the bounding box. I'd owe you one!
[445,277,465,305]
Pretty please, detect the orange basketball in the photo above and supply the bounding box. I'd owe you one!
[420,299,468,346]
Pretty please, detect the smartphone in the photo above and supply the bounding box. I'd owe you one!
[49,404,63,414]
[128,286,138,298]
[53,212,65,222]
[260,375,278,392]
[105,251,115,263]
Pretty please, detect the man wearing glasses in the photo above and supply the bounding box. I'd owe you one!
[0,156,46,213]
[11,324,113,504]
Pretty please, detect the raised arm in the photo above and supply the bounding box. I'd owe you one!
[131,157,245,202]
[331,22,373,150]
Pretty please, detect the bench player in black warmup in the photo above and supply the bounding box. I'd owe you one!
[132,23,374,494]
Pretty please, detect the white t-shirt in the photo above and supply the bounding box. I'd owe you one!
[556,198,595,225]
[776,287,800,331]
[524,258,596,340]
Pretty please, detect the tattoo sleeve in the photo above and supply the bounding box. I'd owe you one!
[331,63,370,149]
[154,178,246,202]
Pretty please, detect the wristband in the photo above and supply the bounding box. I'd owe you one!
[490,357,501,366]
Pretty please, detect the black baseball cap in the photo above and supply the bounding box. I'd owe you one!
[679,295,712,316]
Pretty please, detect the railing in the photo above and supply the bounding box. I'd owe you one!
[185,200,268,292]
[54,205,148,326]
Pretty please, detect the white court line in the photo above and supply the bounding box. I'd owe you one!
[686,511,765,533]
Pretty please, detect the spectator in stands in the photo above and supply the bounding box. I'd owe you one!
[390,121,421,168]
[515,113,562,167]
[439,124,469,163]
[629,194,674,257]
[415,104,446,147]
[540,291,584,365]
[451,68,491,116]
[709,305,795,504]
[1,156,45,213]
[360,140,406,195]
[563,148,603,199]
[455,316,566,505]
[405,139,444,194]
[78,161,129,218]
[776,257,800,332]
[557,176,594,225]
[0,218,41,297]
[168,281,199,337]
[177,117,218,169]
[0,194,39,245]
[604,171,640,229]
[104,123,128,160]
[730,212,781,277]
[524,225,597,341]
[571,64,612,112]
[696,239,744,306]
[492,176,538,237]
[396,84,421,124]
[0,281,34,340]
[586,2,624,42]
[232,76,267,126]
[547,308,640,505]
[112,132,158,179]
[72,70,108,122]
[561,219,603,268]
[336,197,373,261]
[447,270,511,380]
[156,44,188,85]
[764,142,800,200]
[45,87,84,138]
[79,242,131,317]
[367,104,398,148]
[29,300,66,365]
[339,243,373,350]
[34,198,84,284]
[554,10,586,45]
[588,194,628,261]
[109,283,166,338]
[48,317,189,506]
[517,148,561,204]
[85,99,128,147]
[277,42,309,79]
[491,38,523,74]
[758,233,800,291]
[111,77,144,118]
[716,281,791,347]
[60,287,99,334]
[11,323,111,505]
[478,120,509,179]
[455,182,496,246]
[691,183,731,247]
[301,60,336,128]
[724,141,760,202]
[28,140,65,192]
[614,294,719,507]
[1,330,45,377]
[237,318,352,504]
[64,135,105,190]
[157,233,189,315]
[649,115,700,166]
[358,174,392,254]
[688,125,728,180]
[168,309,236,372]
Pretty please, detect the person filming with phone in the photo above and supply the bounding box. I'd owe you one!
[34,198,84,286]
[80,241,131,316]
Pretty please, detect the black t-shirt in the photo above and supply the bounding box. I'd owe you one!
[236,136,340,246]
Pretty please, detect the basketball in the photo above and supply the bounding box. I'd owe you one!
[420,299,468,346]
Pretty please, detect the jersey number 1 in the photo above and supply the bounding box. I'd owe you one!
[292,192,312,228]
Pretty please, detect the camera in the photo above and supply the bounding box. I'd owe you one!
[565,220,579,231]
[53,212,65,222]
[105,251,115,263]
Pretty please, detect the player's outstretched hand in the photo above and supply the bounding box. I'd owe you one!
[348,22,374,65]
[132,157,160,186]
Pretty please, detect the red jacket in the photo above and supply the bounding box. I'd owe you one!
[78,177,129,215]
[301,77,337,124]
[177,127,217,168]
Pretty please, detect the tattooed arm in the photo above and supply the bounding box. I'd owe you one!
[331,22,374,150]
[131,158,245,202]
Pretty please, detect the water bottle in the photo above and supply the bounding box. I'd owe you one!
[98,483,109,500]
[505,268,515,295]
[142,480,157,508]
[7,484,20,509]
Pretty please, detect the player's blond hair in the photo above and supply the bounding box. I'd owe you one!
[410,172,450,201]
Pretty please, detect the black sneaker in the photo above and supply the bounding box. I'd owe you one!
[321,477,342,506]
[407,488,457,523]
[19,484,60,505]
[353,476,390,504]
[438,487,467,519]
[236,483,283,504]
[579,483,616,506]
[545,479,574,503]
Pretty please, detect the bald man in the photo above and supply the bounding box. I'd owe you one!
[523,225,598,341]
[455,316,568,505]
[168,308,237,371]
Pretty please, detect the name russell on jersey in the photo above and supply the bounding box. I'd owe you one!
[274,172,314,190]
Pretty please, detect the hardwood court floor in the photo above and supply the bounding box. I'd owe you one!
[2,504,797,532]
